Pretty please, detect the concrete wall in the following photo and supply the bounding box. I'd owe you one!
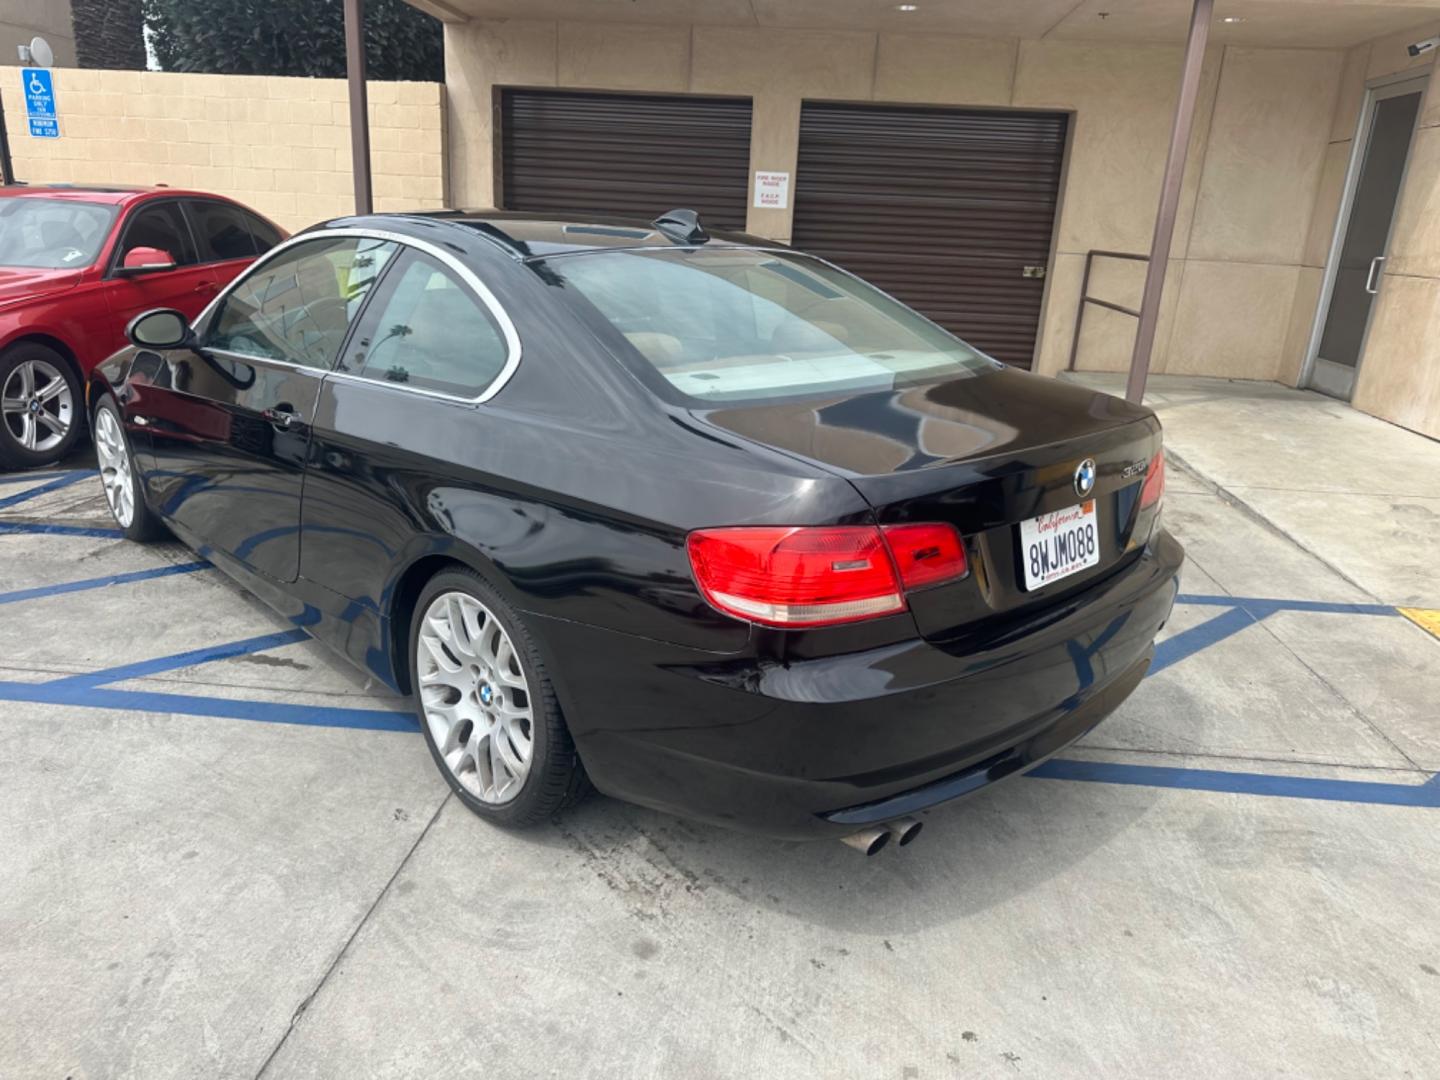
[0,0,76,67]
[1345,22,1440,439]
[3,67,446,233]
[443,19,1343,385]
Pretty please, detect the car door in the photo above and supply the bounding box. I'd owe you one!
[299,247,518,670]
[104,200,217,345]
[138,234,398,583]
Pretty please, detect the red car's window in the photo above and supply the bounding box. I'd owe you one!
[0,198,117,269]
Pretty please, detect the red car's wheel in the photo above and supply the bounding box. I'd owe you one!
[0,342,82,470]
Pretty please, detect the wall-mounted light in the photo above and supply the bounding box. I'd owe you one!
[1221,16,1244,23]
[896,4,919,11]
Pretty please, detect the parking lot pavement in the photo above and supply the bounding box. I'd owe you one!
[2,449,1438,1080]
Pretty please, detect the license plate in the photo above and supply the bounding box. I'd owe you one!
[1019,501,1099,590]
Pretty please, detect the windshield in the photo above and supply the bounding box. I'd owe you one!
[542,248,996,404]
[0,198,117,269]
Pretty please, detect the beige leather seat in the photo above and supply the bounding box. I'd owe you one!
[623,331,685,368]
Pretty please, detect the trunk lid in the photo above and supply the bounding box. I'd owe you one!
[694,368,1163,640]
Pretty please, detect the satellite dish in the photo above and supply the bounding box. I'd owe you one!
[29,36,54,68]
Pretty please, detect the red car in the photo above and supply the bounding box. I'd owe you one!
[0,185,285,469]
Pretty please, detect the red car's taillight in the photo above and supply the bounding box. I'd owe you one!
[686,523,967,628]
[1139,450,1165,510]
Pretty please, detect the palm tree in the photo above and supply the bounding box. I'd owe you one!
[72,0,147,71]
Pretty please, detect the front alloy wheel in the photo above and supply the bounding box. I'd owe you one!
[94,403,135,528]
[410,569,586,826]
[0,346,81,468]
[91,396,165,542]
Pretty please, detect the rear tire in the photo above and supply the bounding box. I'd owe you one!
[0,343,83,469]
[92,394,166,542]
[409,568,587,827]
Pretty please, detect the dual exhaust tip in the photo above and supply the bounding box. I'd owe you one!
[840,817,922,856]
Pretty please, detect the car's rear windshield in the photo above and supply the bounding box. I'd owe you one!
[0,198,117,269]
[540,247,996,404]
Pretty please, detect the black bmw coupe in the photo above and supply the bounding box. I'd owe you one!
[89,209,1182,852]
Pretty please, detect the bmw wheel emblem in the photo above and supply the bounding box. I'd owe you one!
[479,684,493,706]
[1074,458,1097,498]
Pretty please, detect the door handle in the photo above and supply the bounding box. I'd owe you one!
[263,405,301,430]
[1364,256,1386,295]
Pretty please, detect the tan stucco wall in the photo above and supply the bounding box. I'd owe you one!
[0,0,76,67]
[443,19,1347,386]
[1347,22,1440,439]
[3,67,446,233]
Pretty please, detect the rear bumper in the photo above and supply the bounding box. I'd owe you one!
[534,529,1183,840]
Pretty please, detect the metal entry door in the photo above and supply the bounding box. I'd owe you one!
[791,102,1069,369]
[1308,76,1428,401]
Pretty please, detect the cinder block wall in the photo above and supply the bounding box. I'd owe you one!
[2,67,447,232]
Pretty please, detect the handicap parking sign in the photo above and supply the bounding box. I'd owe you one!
[22,68,58,139]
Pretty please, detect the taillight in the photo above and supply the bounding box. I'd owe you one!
[881,522,968,590]
[686,523,967,628]
[1139,450,1165,509]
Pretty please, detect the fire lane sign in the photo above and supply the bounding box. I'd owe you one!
[23,68,58,139]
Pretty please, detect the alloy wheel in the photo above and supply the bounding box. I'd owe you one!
[94,405,135,528]
[417,591,535,804]
[1,358,72,453]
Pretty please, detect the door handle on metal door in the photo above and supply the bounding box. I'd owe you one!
[1364,256,1386,294]
[194,281,216,293]
[263,405,301,430]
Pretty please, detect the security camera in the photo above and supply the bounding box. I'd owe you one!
[1408,35,1439,57]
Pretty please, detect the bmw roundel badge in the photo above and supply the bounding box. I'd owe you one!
[1074,458,1097,498]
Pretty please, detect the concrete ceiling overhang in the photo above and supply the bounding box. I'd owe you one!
[405,0,1440,49]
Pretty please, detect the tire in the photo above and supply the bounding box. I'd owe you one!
[409,567,587,827]
[92,394,166,542]
[0,343,83,469]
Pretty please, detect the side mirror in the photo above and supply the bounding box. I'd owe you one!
[127,308,192,350]
[119,246,177,275]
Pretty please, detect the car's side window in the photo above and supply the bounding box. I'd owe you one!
[243,211,284,253]
[117,202,198,268]
[205,236,398,370]
[337,249,510,398]
[187,200,258,262]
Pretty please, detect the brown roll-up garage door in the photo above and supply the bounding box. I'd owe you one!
[791,102,1069,369]
[501,89,752,231]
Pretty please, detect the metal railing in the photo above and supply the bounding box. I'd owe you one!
[1066,250,1149,372]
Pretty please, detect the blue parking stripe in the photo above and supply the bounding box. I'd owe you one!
[0,679,415,731]
[0,469,86,486]
[0,471,93,510]
[0,522,123,538]
[1176,593,1398,617]
[1031,758,1440,808]
[0,561,209,606]
[54,628,311,689]
[1149,606,1258,675]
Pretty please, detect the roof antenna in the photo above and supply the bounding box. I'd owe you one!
[652,209,709,245]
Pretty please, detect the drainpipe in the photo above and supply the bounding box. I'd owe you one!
[343,0,374,216]
[1126,0,1213,404]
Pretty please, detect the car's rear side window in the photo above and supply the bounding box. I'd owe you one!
[244,211,283,252]
[188,200,258,262]
[542,248,994,403]
[336,249,509,398]
[206,236,397,369]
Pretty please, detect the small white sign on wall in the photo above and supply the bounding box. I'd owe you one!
[753,171,791,210]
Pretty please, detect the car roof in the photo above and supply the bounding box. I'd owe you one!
[324,209,778,259]
[0,184,243,206]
